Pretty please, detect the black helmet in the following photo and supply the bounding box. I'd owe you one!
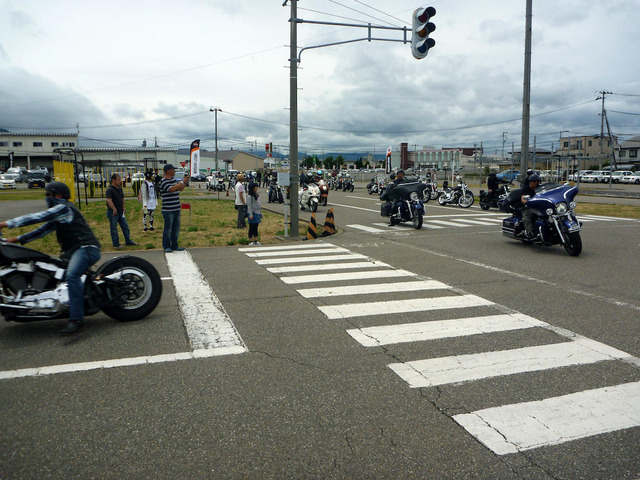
[45,181,71,199]
[397,169,404,175]
[528,174,540,183]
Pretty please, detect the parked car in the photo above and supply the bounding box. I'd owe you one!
[0,174,17,189]
[131,172,145,182]
[6,167,28,183]
[580,171,603,183]
[570,170,593,181]
[621,172,640,184]
[496,169,520,181]
[27,171,46,189]
[78,172,104,186]
[610,171,634,183]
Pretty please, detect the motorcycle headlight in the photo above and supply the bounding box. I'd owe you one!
[556,202,568,214]
[569,201,577,209]
[546,208,554,216]
[410,192,419,201]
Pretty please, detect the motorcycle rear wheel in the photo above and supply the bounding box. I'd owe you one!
[100,257,162,321]
[430,190,439,200]
[563,231,582,256]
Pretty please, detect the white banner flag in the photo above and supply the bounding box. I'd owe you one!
[385,146,392,174]
[190,139,200,177]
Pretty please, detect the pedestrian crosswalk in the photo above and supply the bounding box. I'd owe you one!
[238,242,640,456]
[348,213,619,233]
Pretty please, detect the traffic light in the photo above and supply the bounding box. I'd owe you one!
[411,6,436,60]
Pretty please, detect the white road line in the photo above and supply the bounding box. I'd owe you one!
[426,219,472,227]
[297,279,449,298]
[255,253,368,265]
[455,218,499,226]
[388,338,632,388]
[239,243,336,252]
[243,247,349,257]
[266,261,389,274]
[281,269,415,284]
[319,294,494,319]
[347,313,546,347]
[0,348,246,381]
[372,222,445,230]
[165,251,247,352]
[347,224,389,233]
[327,202,379,213]
[453,381,640,455]
[577,214,619,221]
[479,217,505,223]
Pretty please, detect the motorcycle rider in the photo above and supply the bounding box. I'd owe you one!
[521,168,534,187]
[487,172,510,204]
[0,182,101,335]
[520,173,541,239]
[387,169,407,225]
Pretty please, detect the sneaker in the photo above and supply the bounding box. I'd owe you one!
[125,241,138,246]
[164,248,172,253]
[149,227,155,231]
[254,241,262,246]
[173,247,186,251]
[143,228,148,232]
[60,320,83,335]
[114,245,123,249]
[248,241,256,246]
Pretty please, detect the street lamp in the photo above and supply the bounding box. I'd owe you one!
[209,107,221,173]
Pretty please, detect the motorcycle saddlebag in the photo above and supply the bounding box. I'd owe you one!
[381,201,392,217]
[502,216,518,236]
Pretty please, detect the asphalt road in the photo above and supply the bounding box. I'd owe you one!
[1,186,639,479]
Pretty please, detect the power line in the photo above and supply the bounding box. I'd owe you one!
[351,0,407,25]
[325,0,401,27]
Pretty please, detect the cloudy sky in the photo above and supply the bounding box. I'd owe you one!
[1,0,640,158]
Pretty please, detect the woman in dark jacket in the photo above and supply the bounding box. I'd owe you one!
[246,182,262,246]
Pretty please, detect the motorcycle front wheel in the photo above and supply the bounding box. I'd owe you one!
[311,201,318,213]
[479,202,490,210]
[458,192,474,208]
[100,257,162,321]
[412,212,423,229]
[438,195,447,205]
[563,231,582,256]
[430,190,439,200]
[323,197,328,206]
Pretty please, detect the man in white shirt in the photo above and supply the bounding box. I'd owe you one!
[141,171,158,231]
[234,173,246,228]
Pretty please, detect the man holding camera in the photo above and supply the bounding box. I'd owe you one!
[159,164,189,253]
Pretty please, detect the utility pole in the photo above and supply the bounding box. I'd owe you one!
[501,132,508,163]
[597,90,611,170]
[520,0,532,178]
[287,0,300,239]
[210,107,221,173]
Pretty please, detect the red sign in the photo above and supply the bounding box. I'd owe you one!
[180,161,187,167]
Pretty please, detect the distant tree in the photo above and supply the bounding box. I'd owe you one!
[355,158,365,169]
[324,156,335,170]
[336,155,345,168]
[303,156,315,168]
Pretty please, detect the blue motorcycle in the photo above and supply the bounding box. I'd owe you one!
[380,181,428,229]
[501,182,582,256]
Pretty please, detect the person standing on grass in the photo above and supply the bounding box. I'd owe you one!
[106,173,137,248]
[246,182,262,245]
[140,171,157,232]
[158,164,189,253]
[234,173,247,228]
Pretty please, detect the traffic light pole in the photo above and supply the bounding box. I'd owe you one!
[285,1,421,238]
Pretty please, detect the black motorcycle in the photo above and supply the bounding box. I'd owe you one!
[0,241,162,324]
[479,183,512,210]
[380,181,428,229]
[267,178,283,204]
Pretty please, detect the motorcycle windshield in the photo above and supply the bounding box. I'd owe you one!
[380,182,427,201]
[527,184,579,210]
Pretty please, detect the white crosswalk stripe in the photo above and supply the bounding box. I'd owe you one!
[346,213,624,233]
[239,242,640,455]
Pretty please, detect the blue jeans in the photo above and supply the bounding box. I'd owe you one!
[162,209,181,250]
[66,245,101,323]
[107,210,133,247]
